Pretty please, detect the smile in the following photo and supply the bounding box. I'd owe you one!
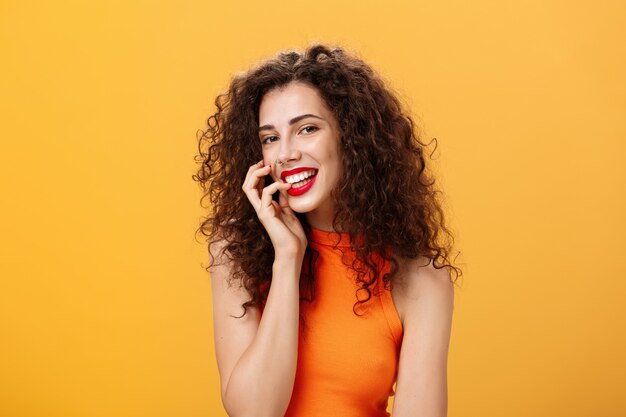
[287,170,318,196]
[284,169,317,185]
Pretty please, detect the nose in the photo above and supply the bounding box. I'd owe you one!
[276,136,301,166]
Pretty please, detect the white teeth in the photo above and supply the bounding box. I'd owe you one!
[292,177,314,188]
[285,169,316,184]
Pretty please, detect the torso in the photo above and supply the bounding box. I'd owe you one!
[288,227,403,416]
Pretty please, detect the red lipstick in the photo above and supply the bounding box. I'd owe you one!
[288,174,317,196]
[280,167,318,197]
[280,167,318,182]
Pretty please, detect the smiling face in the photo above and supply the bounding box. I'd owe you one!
[258,81,343,231]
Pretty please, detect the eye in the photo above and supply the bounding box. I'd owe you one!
[261,135,279,145]
[300,125,318,135]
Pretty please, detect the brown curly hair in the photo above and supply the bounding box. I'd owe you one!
[193,43,462,317]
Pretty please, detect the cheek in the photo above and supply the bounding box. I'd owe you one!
[261,149,269,162]
[327,154,343,185]
[262,151,273,166]
[330,146,342,169]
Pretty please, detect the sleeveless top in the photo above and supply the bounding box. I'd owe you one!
[284,226,404,417]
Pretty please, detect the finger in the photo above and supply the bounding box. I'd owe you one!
[242,160,266,188]
[260,180,290,208]
[242,164,272,207]
[261,181,291,210]
[246,159,264,175]
[243,160,264,185]
[270,200,281,215]
[278,194,303,233]
[242,163,270,191]
[278,190,290,208]
[278,191,297,219]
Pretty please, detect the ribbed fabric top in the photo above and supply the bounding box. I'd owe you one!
[284,226,404,417]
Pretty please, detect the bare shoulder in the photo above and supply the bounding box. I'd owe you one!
[209,233,259,317]
[391,256,455,325]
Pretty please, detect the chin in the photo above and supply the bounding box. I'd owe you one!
[287,198,319,214]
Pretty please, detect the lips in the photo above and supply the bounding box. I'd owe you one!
[287,171,318,196]
[280,166,318,182]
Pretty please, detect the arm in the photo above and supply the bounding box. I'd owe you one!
[391,259,455,417]
[210,238,302,417]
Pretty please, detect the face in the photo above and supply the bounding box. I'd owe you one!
[258,81,343,230]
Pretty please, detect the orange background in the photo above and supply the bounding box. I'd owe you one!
[1,1,625,416]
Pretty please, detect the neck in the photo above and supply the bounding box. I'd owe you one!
[305,212,343,233]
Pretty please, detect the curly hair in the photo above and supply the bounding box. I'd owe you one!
[193,43,462,317]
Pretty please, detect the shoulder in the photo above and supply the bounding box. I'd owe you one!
[391,256,454,325]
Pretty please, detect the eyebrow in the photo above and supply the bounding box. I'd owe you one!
[258,114,325,132]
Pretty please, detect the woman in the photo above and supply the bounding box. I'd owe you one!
[194,44,462,417]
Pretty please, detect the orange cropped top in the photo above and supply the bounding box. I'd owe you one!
[284,226,404,417]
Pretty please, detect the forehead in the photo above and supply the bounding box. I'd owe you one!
[259,82,329,123]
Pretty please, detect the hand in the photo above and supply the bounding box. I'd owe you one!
[242,160,307,260]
